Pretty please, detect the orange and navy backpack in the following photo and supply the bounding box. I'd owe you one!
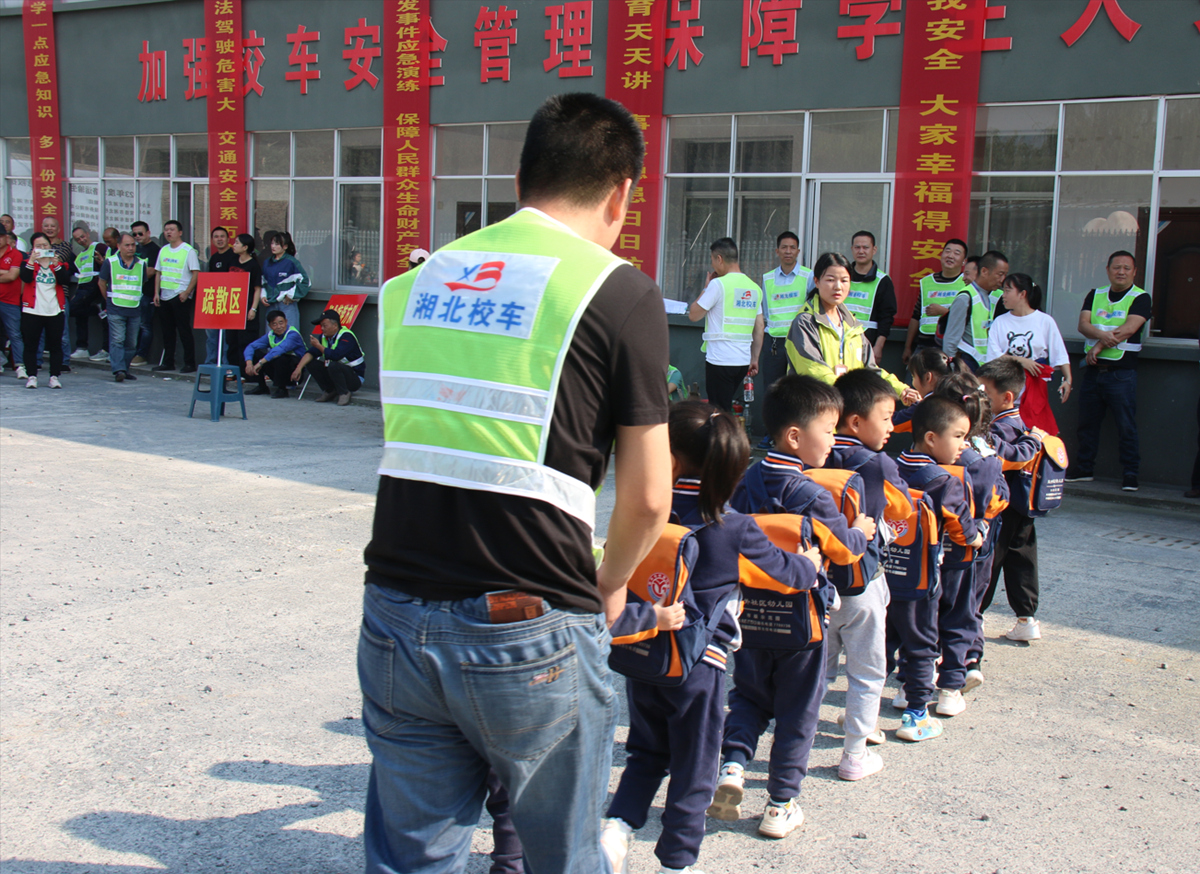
[1009,434,1068,518]
[881,480,942,601]
[740,513,828,652]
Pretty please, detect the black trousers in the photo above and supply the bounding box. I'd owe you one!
[22,311,64,377]
[982,507,1038,618]
[71,283,107,351]
[1192,394,1200,490]
[306,359,362,395]
[157,295,196,368]
[705,362,746,413]
[249,348,298,389]
[758,335,790,396]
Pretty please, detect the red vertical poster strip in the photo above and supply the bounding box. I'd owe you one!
[206,0,247,239]
[604,0,667,280]
[23,0,64,230]
[383,0,432,281]
[888,0,984,325]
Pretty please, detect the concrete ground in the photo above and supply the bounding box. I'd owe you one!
[1,365,1198,874]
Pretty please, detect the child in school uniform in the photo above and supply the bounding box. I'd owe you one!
[892,397,983,741]
[825,369,914,779]
[977,356,1048,642]
[891,347,952,436]
[602,401,821,874]
[710,375,870,835]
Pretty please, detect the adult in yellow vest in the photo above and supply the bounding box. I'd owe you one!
[97,232,150,382]
[942,249,1008,372]
[152,219,200,373]
[902,238,968,366]
[758,230,811,404]
[1067,250,1152,491]
[848,230,897,364]
[68,225,111,363]
[361,93,672,874]
[688,236,765,412]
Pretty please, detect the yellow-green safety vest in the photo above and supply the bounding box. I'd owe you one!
[918,272,967,335]
[108,255,146,308]
[322,326,364,368]
[74,243,100,283]
[954,284,995,362]
[703,271,762,350]
[1084,285,1148,361]
[376,207,627,530]
[157,242,195,295]
[762,266,811,338]
[268,326,303,348]
[847,271,888,330]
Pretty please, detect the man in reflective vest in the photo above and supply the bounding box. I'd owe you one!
[153,219,200,373]
[942,249,1009,372]
[903,238,968,365]
[293,308,365,406]
[69,225,111,363]
[98,232,149,382]
[848,229,897,364]
[689,236,765,412]
[242,310,305,398]
[757,231,810,428]
[361,93,671,874]
[1067,250,1152,492]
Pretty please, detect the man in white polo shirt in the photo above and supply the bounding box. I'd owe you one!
[152,219,200,373]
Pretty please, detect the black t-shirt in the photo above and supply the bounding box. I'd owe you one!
[227,257,263,294]
[208,249,238,272]
[364,264,670,613]
[1081,287,1153,368]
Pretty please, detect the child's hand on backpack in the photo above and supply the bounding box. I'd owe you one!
[970,532,984,549]
[798,544,822,574]
[851,514,877,540]
[1030,426,1049,442]
[654,600,686,631]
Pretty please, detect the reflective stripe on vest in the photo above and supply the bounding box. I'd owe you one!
[1084,285,1147,360]
[74,243,99,283]
[376,208,625,529]
[108,256,146,307]
[762,267,811,337]
[847,272,886,330]
[268,325,303,348]
[918,272,967,334]
[702,272,762,344]
[955,285,993,362]
[158,243,194,293]
[323,326,365,367]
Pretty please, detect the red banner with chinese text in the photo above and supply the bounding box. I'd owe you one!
[206,0,247,239]
[312,293,369,337]
[888,0,984,326]
[194,272,250,329]
[23,0,64,229]
[605,0,667,281]
[383,0,433,282]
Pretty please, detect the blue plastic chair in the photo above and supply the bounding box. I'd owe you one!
[188,364,247,422]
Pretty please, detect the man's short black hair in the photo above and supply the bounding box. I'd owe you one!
[834,369,897,425]
[132,220,150,232]
[164,219,183,232]
[210,226,229,237]
[763,374,843,439]
[776,230,799,247]
[851,230,876,247]
[977,356,1026,397]
[710,237,738,262]
[266,309,286,324]
[1107,249,1136,267]
[518,93,644,208]
[944,238,968,255]
[978,249,1008,272]
[912,396,969,443]
[966,255,981,267]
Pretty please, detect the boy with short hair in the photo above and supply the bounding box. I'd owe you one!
[709,375,871,838]
[826,369,914,780]
[977,356,1047,642]
[894,397,983,742]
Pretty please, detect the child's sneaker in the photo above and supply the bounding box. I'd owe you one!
[15,365,26,379]
[25,376,37,389]
[896,709,943,742]
[964,665,984,692]
[891,688,908,710]
[706,762,743,822]
[935,688,966,717]
[600,817,633,874]
[838,749,884,781]
[1005,617,1041,641]
[836,713,885,745]
[758,798,804,839]
[48,376,62,389]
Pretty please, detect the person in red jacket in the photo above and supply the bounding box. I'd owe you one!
[18,231,71,389]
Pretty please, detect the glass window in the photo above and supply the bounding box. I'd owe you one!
[5,179,33,234]
[69,137,99,178]
[1051,175,1151,337]
[486,178,518,226]
[813,181,890,266]
[294,130,334,177]
[436,125,484,176]
[254,131,291,177]
[293,179,334,290]
[5,138,30,176]
[486,123,526,176]
[1061,100,1156,171]
[338,183,381,287]
[733,176,803,280]
[137,136,171,177]
[68,182,101,238]
[1163,98,1200,171]
[809,110,884,173]
[661,176,729,301]
[735,114,803,174]
[339,128,382,177]
[104,179,137,231]
[191,184,210,253]
[174,134,208,178]
[886,110,898,173]
[973,104,1058,173]
[669,116,732,174]
[252,180,290,250]
[433,178,483,250]
[1150,176,1200,339]
[969,176,1054,289]
[137,179,171,235]
[103,137,134,177]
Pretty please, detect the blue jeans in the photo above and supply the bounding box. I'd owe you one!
[136,295,155,359]
[0,301,23,369]
[1076,366,1139,476]
[358,584,617,874]
[204,328,228,365]
[106,303,140,374]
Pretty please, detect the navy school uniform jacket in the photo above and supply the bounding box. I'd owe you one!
[891,398,920,434]
[957,443,1009,525]
[825,436,913,587]
[990,407,1045,472]
[896,451,980,563]
[609,478,820,671]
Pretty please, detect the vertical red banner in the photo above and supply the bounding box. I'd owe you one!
[383,0,433,281]
[206,0,247,239]
[23,0,64,230]
[889,0,984,325]
[605,0,667,280]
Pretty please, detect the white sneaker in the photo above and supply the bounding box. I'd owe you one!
[600,817,633,874]
[836,713,885,745]
[25,375,37,389]
[660,867,708,874]
[838,749,884,781]
[48,375,62,389]
[964,667,985,692]
[1005,617,1041,641]
[69,348,90,360]
[891,688,908,710]
[89,349,110,362]
[15,365,26,379]
[706,762,744,821]
[935,688,966,717]
[758,798,804,839]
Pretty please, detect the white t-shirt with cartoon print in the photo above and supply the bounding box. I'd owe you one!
[985,309,1069,366]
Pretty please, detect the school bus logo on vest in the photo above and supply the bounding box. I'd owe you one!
[529,665,564,687]
[646,572,671,602]
[445,261,506,293]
